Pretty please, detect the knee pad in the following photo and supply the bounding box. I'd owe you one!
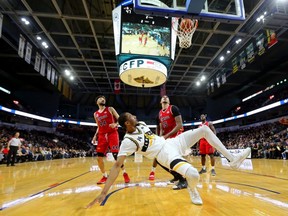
[185,166,199,181]
[170,159,190,176]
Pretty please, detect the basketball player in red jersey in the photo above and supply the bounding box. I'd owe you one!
[149,95,187,190]
[198,114,217,176]
[143,34,148,46]
[138,32,143,45]
[92,95,130,184]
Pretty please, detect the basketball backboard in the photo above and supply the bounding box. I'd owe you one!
[134,0,245,21]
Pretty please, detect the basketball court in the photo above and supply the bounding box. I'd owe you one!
[121,34,170,56]
[1,156,288,215]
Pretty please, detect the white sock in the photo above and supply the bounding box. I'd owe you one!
[152,167,156,172]
[122,169,126,173]
[202,166,206,170]
[211,166,215,170]
[182,126,234,162]
[103,172,108,177]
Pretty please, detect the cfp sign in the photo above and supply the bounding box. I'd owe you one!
[119,59,167,74]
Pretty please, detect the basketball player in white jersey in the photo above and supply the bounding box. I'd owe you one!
[86,112,251,207]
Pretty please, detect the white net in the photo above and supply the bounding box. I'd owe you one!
[172,18,198,49]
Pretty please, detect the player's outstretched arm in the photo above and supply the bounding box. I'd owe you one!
[109,107,120,128]
[86,155,126,208]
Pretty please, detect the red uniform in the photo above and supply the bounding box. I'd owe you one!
[144,35,148,46]
[199,122,214,154]
[159,105,183,138]
[94,107,119,154]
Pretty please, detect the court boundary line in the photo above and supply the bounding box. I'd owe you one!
[216,181,280,194]
[0,171,91,211]
[99,179,281,207]
[100,187,129,206]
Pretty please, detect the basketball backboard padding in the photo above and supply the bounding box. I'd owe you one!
[134,0,245,22]
[186,0,206,14]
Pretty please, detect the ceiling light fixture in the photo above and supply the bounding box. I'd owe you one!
[41,41,49,49]
[65,69,71,76]
[235,39,242,44]
[0,86,11,94]
[256,11,267,22]
[21,17,30,25]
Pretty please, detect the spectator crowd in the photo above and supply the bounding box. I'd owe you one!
[1,120,287,165]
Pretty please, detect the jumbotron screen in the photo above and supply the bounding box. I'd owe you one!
[120,5,171,57]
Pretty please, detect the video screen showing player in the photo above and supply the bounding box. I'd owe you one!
[121,6,171,57]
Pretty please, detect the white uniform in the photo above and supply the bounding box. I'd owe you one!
[118,119,250,205]
[9,138,21,147]
[118,122,165,159]
[118,122,192,175]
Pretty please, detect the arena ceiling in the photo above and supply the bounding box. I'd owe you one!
[0,0,287,110]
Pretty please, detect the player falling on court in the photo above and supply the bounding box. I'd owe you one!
[198,114,217,176]
[86,112,251,207]
[92,95,130,184]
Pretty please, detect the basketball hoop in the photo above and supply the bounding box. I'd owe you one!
[172,18,198,49]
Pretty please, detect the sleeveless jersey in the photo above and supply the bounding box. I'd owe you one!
[159,105,183,138]
[118,122,166,159]
[94,107,117,134]
[199,121,209,143]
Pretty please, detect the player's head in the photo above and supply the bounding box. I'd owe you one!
[118,112,138,130]
[200,114,207,121]
[95,95,106,106]
[160,95,170,105]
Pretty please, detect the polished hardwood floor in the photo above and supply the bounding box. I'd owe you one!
[1,156,287,216]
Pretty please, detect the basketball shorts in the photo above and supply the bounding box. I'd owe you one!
[156,137,192,177]
[199,139,214,155]
[96,131,119,154]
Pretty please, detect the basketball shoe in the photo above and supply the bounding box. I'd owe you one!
[229,147,251,169]
[168,177,178,185]
[198,168,207,174]
[97,176,107,184]
[211,169,216,176]
[188,187,203,205]
[123,173,130,183]
[172,179,188,190]
[149,171,155,180]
